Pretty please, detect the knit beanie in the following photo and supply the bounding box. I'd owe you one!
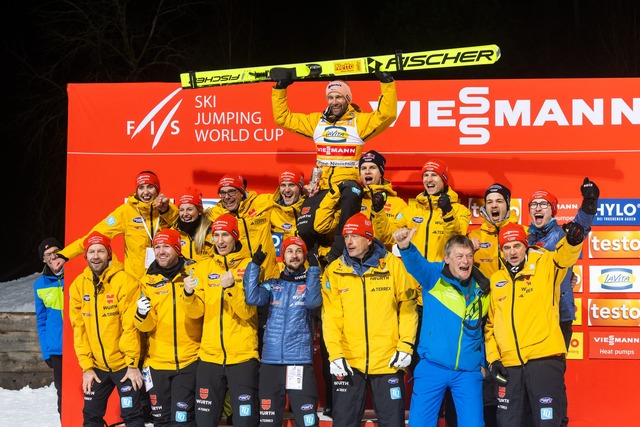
[281,236,308,256]
[218,174,247,197]
[136,171,160,192]
[484,183,511,206]
[38,237,62,260]
[529,190,558,216]
[421,160,449,186]
[83,231,112,258]
[279,168,304,190]
[211,214,240,239]
[498,223,528,249]
[358,150,386,176]
[153,228,182,254]
[179,187,204,210]
[342,213,374,240]
[326,80,352,103]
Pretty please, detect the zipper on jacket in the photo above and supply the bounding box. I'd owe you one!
[361,275,370,378]
[424,196,434,257]
[171,279,180,370]
[94,283,111,372]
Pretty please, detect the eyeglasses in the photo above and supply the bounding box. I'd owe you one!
[43,250,59,261]
[529,201,551,209]
[218,189,239,198]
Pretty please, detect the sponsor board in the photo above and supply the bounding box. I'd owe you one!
[588,299,640,327]
[589,265,640,293]
[594,199,640,226]
[573,265,583,293]
[588,231,640,259]
[567,331,583,360]
[574,297,582,326]
[468,197,522,225]
[589,331,640,360]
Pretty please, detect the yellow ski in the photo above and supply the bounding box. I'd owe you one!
[180,44,501,89]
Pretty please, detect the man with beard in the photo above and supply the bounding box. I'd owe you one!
[244,236,322,427]
[69,232,145,427]
[134,228,201,426]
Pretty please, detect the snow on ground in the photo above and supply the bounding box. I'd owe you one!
[0,273,61,426]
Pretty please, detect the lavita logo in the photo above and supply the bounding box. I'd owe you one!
[594,198,640,226]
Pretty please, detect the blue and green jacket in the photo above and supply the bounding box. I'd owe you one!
[33,266,64,360]
[400,243,489,372]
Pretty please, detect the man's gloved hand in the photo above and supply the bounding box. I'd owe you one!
[489,361,508,386]
[372,192,387,213]
[388,351,412,368]
[252,244,267,266]
[44,359,53,369]
[437,193,453,216]
[275,78,293,89]
[580,177,600,215]
[271,68,295,89]
[306,251,319,267]
[330,358,354,377]
[338,180,363,196]
[137,296,151,316]
[563,221,586,246]
[375,70,394,83]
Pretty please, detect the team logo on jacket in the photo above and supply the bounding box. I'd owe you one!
[83,294,90,302]
[495,280,508,288]
[387,377,400,384]
[208,273,220,280]
[150,395,157,405]
[297,285,306,294]
[106,215,117,226]
[540,397,553,404]
[480,242,492,249]
[236,268,246,278]
[120,385,132,392]
[498,386,506,398]
[177,401,188,409]
[238,394,251,401]
[261,399,271,410]
[282,223,293,230]
[133,217,144,224]
[300,403,313,411]
[302,207,311,215]
[106,294,114,304]
[248,208,256,217]
[412,216,424,224]
[199,388,209,399]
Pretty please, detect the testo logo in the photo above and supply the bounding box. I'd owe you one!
[588,299,640,326]
[588,231,640,259]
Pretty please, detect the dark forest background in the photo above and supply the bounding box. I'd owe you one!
[1,0,638,281]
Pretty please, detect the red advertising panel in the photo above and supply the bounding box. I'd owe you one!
[64,79,640,426]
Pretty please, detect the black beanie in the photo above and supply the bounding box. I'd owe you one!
[358,150,386,176]
[38,237,62,260]
[484,183,511,206]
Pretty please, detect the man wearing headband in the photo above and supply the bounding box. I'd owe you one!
[272,70,397,265]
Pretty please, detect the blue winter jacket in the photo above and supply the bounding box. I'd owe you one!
[400,243,489,372]
[244,262,322,364]
[33,268,64,360]
[527,208,594,322]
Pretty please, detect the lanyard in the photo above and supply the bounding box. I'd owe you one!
[137,207,160,242]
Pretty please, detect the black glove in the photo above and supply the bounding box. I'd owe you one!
[275,79,293,89]
[375,69,394,83]
[44,359,53,369]
[437,193,453,216]
[271,67,294,89]
[580,177,600,215]
[252,244,267,266]
[306,251,319,267]
[563,221,585,246]
[372,192,387,213]
[337,180,363,198]
[489,361,508,386]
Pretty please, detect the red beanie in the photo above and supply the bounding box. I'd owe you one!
[529,190,558,216]
[218,174,247,197]
[342,213,374,240]
[136,171,160,192]
[499,223,528,249]
[211,214,240,239]
[281,236,308,256]
[179,187,203,210]
[83,231,112,258]
[326,80,352,103]
[279,168,304,190]
[153,228,182,254]
[421,160,449,186]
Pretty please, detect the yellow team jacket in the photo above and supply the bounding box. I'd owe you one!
[468,214,518,278]
[485,237,583,367]
[134,262,202,371]
[174,226,214,263]
[69,259,141,372]
[376,187,471,262]
[59,195,178,279]
[182,245,258,365]
[321,244,419,375]
[271,81,397,190]
[207,190,279,280]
